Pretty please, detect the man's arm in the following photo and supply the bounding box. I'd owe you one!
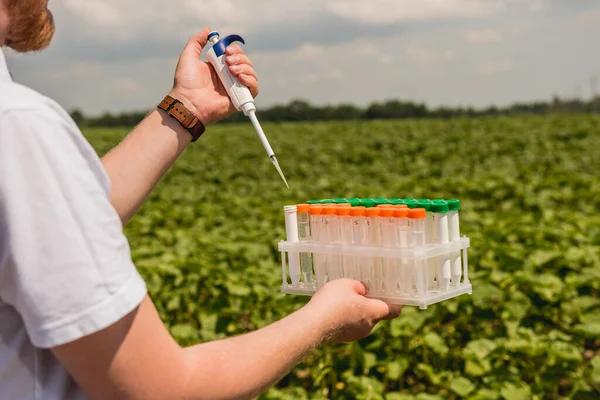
[52,281,400,400]
[100,28,259,224]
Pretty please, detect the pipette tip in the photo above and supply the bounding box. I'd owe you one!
[270,155,289,188]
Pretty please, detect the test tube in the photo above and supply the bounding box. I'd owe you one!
[431,200,451,291]
[416,199,436,288]
[322,205,340,281]
[395,207,411,294]
[309,205,326,288]
[337,206,353,279]
[283,205,301,286]
[417,199,435,244]
[409,208,427,295]
[380,207,398,294]
[447,199,462,286]
[365,207,382,292]
[349,206,367,280]
[296,204,313,284]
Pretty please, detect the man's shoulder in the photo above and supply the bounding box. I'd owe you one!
[0,79,71,123]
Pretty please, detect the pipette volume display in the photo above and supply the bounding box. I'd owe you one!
[205,31,289,188]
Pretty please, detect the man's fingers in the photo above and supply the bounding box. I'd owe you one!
[366,298,402,321]
[225,44,245,56]
[226,53,253,67]
[382,303,402,320]
[228,63,258,80]
[237,74,259,97]
[181,27,211,60]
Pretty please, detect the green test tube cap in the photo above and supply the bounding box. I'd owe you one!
[360,199,376,208]
[348,199,362,206]
[416,199,432,211]
[320,199,334,204]
[447,199,461,210]
[307,200,320,204]
[333,198,348,203]
[389,198,405,205]
[430,199,449,213]
[403,199,419,209]
[373,198,391,205]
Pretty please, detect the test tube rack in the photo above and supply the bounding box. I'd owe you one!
[278,198,473,310]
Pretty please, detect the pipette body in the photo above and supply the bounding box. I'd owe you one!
[205,31,288,187]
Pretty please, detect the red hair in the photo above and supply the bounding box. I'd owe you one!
[5,0,55,52]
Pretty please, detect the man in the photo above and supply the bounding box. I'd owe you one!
[0,1,402,399]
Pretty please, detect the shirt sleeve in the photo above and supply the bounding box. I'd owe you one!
[0,109,147,349]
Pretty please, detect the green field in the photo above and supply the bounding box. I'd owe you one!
[85,115,600,400]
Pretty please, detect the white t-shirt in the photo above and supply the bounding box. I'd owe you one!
[0,49,147,399]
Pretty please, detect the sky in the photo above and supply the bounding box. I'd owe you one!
[4,0,600,116]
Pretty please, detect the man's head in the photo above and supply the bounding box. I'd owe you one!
[1,0,55,52]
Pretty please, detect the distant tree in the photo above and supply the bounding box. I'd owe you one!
[69,109,85,127]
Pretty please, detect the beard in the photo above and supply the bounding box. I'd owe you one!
[5,0,55,52]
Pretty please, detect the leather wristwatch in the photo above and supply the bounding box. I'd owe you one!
[157,95,206,142]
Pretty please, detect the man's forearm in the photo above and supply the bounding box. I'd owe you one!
[100,109,193,225]
[181,304,328,400]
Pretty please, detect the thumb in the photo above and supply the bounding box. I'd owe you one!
[365,298,402,321]
[181,27,212,60]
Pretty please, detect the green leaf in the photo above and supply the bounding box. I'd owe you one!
[464,339,498,360]
[573,323,600,338]
[548,341,582,362]
[198,312,218,340]
[449,376,476,397]
[471,388,502,400]
[225,281,252,296]
[166,294,181,311]
[390,308,429,337]
[387,359,410,380]
[581,309,600,324]
[561,296,600,315]
[502,290,531,321]
[472,283,504,309]
[169,324,198,341]
[363,352,377,373]
[527,250,562,268]
[530,274,565,302]
[591,356,600,385]
[465,359,491,377]
[500,382,531,400]
[386,393,416,400]
[423,332,448,355]
[415,394,444,400]
[416,363,442,385]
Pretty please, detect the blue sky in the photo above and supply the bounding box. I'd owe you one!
[5,0,600,116]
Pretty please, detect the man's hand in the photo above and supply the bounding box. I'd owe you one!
[307,279,402,344]
[169,27,259,126]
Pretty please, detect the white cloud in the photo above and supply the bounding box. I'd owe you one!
[476,60,514,75]
[528,0,545,11]
[575,9,600,24]
[465,29,503,43]
[61,0,547,35]
[405,44,454,64]
[326,0,503,24]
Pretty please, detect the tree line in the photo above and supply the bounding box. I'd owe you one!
[70,96,600,128]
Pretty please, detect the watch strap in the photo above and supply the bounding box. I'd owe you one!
[157,95,205,142]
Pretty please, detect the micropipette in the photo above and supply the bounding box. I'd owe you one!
[205,31,289,188]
